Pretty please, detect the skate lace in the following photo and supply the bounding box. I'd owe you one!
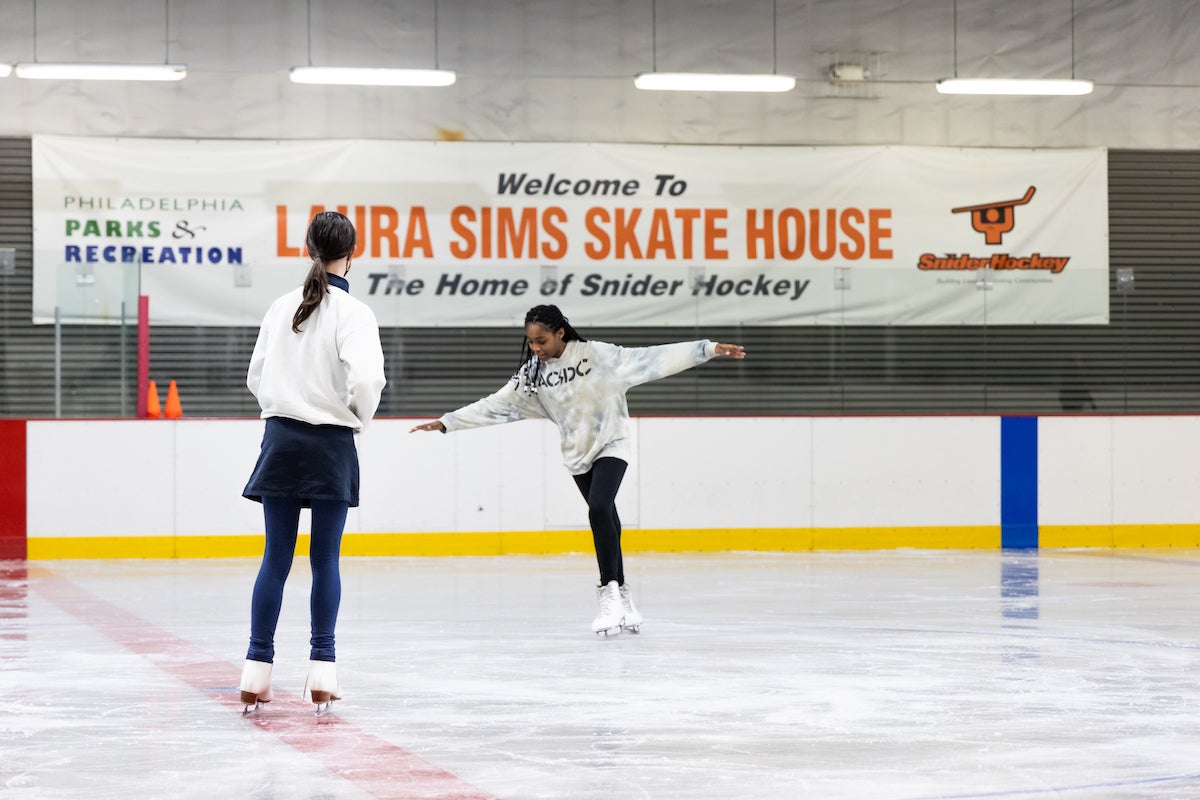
[598,585,619,617]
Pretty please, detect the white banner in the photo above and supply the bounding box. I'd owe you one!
[32,136,1109,327]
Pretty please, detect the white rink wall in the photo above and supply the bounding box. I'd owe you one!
[21,415,1200,552]
[28,417,1002,540]
[1037,416,1200,537]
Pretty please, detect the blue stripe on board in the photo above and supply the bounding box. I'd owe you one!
[1000,416,1038,549]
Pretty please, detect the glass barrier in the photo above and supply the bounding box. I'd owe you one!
[1,260,1188,419]
[51,260,140,418]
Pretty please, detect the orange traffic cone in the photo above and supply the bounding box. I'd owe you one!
[146,380,162,418]
[164,380,183,419]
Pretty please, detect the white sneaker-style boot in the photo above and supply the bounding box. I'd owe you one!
[239,659,273,714]
[304,660,342,716]
[619,584,642,633]
[591,580,624,637]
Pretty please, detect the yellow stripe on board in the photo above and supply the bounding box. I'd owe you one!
[626,527,1002,551]
[28,535,270,560]
[30,524,1200,559]
[29,526,1003,559]
[341,530,598,557]
[812,526,1000,550]
[27,537,175,560]
[1040,524,1200,549]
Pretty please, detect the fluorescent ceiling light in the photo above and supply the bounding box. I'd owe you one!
[289,67,456,87]
[0,64,11,78]
[634,72,796,93]
[15,62,186,81]
[935,78,1093,96]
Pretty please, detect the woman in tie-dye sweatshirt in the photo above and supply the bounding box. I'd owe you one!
[411,304,746,636]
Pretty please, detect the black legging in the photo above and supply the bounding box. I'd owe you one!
[572,457,628,586]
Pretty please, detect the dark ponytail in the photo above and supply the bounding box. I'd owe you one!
[292,263,329,333]
[292,211,357,333]
[517,304,586,392]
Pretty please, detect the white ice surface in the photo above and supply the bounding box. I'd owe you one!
[2,550,1199,799]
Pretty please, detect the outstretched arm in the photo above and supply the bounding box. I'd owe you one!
[610,339,747,389]
[408,376,545,434]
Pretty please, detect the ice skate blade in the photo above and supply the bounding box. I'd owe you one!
[622,624,641,634]
[240,690,270,716]
[311,688,340,716]
[594,626,623,638]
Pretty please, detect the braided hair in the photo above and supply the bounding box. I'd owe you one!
[292,211,357,333]
[518,304,586,393]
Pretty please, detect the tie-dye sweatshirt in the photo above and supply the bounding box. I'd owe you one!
[440,339,719,475]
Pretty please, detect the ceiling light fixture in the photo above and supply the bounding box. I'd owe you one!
[936,77,1092,96]
[937,0,1092,96]
[16,0,186,82]
[290,0,455,87]
[16,63,186,81]
[0,64,12,78]
[634,0,794,93]
[290,66,455,86]
[634,72,795,92]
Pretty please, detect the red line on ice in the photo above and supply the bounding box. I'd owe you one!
[32,569,497,800]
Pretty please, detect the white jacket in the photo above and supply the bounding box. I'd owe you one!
[441,339,717,474]
[247,278,386,432]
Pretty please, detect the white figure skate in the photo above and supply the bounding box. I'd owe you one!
[592,580,625,637]
[304,660,342,717]
[239,659,273,715]
[619,584,642,634]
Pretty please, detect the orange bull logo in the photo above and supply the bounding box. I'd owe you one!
[951,186,1036,245]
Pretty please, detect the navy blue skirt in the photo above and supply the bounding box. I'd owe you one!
[243,416,360,507]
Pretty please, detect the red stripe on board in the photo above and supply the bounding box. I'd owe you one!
[32,570,496,800]
[0,420,27,560]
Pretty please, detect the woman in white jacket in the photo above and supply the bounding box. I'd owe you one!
[411,304,744,636]
[238,211,386,714]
